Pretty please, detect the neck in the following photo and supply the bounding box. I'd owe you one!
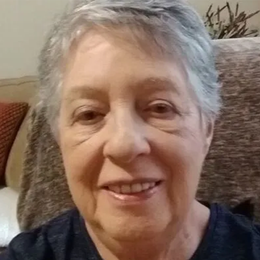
[86,201,210,260]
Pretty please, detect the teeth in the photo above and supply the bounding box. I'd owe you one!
[108,182,157,194]
[149,182,156,188]
[121,185,131,194]
[142,183,150,190]
[131,183,142,193]
[112,186,121,194]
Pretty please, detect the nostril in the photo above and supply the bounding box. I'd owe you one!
[103,127,150,164]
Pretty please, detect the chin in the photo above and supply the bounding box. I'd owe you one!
[95,210,176,242]
[102,220,164,241]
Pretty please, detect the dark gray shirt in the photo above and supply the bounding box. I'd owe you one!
[1,204,260,260]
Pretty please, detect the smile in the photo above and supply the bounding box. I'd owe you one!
[103,181,162,203]
[107,181,159,194]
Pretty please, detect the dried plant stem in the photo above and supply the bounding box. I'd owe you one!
[204,2,260,39]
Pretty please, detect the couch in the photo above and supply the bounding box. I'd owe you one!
[0,38,260,248]
[0,76,37,251]
[0,76,37,191]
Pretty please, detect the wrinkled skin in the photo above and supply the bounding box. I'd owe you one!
[58,31,213,260]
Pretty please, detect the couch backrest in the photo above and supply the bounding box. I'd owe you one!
[198,37,260,218]
[17,38,260,231]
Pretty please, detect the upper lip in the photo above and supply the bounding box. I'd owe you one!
[100,178,163,188]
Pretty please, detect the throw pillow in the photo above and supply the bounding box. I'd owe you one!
[0,102,29,185]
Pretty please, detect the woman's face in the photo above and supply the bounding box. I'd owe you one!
[59,31,213,241]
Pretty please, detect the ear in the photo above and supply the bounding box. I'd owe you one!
[204,118,215,156]
[199,111,215,156]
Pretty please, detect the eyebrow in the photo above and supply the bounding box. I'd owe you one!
[65,76,179,103]
[64,85,107,103]
[136,77,180,95]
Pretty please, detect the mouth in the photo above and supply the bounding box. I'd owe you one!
[105,181,161,194]
[102,180,162,203]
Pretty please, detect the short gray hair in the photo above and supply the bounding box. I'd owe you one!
[39,0,221,136]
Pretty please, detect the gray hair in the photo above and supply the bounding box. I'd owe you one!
[39,0,221,136]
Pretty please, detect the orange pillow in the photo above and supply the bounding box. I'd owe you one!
[0,102,29,186]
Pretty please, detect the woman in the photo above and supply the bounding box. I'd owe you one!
[1,0,260,259]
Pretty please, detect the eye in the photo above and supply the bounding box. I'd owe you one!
[151,103,171,114]
[74,110,104,125]
[145,101,177,118]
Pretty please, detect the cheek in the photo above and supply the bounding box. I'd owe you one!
[59,129,104,216]
[61,140,102,188]
[152,130,205,210]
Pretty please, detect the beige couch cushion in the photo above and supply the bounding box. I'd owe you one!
[198,37,260,215]
[0,76,37,191]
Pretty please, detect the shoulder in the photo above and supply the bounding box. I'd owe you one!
[14,208,78,247]
[208,204,260,259]
[217,204,260,239]
[2,209,78,260]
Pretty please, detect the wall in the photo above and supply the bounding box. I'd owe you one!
[0,0,66,79]
[0,0,259,79]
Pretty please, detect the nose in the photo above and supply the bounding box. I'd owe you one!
[103,114,150,164]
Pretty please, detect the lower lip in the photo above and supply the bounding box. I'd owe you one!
[103,183,161,204]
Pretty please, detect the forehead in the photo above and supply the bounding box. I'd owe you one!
[63,30,189,96]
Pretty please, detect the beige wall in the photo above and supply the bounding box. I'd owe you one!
[0,0,259,79]
[0,0,66,79]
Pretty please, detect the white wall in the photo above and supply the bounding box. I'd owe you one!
[0,0,66,79]
[0,0,259,79]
